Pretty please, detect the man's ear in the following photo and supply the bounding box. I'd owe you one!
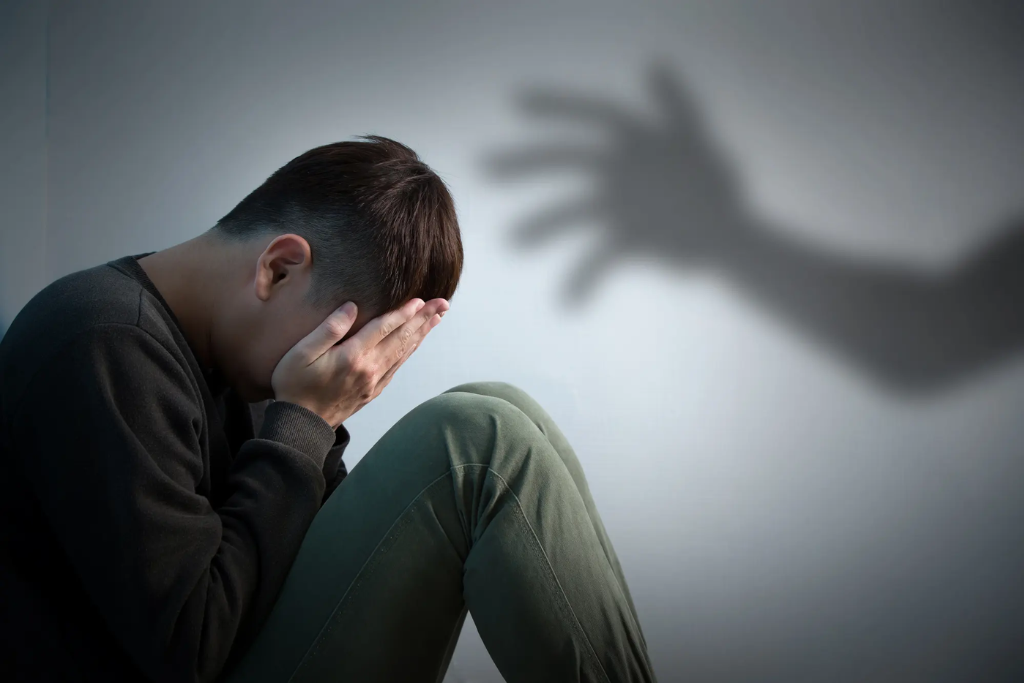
[253,235,313,302]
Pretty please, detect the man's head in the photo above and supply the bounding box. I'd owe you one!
[194,135,462,402]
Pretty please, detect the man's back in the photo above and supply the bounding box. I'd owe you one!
[0,254,349,682]
[0,255,183,680]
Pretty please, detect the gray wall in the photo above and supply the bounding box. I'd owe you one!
[4,1,1024,681]
[1,0,48,340]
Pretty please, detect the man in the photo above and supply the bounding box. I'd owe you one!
[0,135,657,682]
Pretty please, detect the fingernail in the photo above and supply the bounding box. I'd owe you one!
[338,302,354,315]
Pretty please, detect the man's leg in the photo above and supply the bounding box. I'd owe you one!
[220,382,656,683]
[442,380,649,653]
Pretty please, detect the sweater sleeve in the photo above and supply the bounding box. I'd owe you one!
[254,398,350,506]
[8,323,338,683]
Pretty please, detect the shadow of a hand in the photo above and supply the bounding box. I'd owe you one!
[484,61,747,306]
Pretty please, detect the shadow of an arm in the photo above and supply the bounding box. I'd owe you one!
[724,216,1024,395]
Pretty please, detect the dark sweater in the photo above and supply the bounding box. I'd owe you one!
[0,252,350,682]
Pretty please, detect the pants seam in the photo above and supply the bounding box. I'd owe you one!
[447,389,651,669]
[454,462,614,683]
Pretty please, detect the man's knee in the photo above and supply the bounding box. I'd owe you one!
[416,387,531,435]
[442,380,538,413]
[442,380,526,398]
[409,388,547,467]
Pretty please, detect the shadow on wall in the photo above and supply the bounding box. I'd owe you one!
[482,62,1024,397]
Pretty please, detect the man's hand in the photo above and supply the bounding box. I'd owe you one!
[271,297,449,429]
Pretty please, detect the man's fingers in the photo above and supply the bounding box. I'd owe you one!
[299,302,359,360]
[376,312,443,388]
[346,298,425,353]
[376,298,448,363]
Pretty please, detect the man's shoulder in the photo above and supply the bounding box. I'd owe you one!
[0,258,183,411]
[4,258,142,349]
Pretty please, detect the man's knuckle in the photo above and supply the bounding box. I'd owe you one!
[326,319,349,337]
[356,364,374,382]
[339,347,358,367]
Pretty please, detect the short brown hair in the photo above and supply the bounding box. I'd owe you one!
[211,135,463,317]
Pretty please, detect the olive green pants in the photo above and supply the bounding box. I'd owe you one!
[221,381,657,682]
